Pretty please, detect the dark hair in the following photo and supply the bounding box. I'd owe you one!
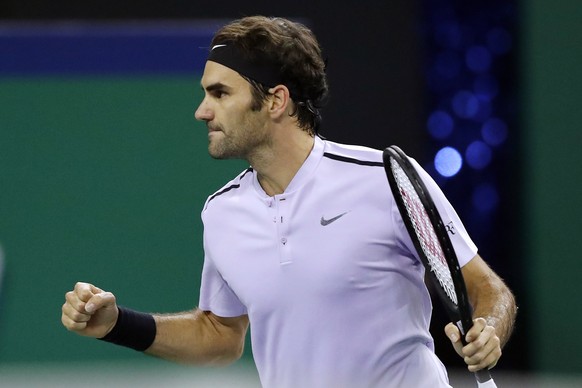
[211,16,329,135]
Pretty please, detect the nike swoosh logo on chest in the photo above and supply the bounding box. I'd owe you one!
[320,211,349,226]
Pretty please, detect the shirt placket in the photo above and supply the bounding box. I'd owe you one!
[274,195,292,265]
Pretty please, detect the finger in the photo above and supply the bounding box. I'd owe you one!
[463,330,501,369]
[61,313,88,332]
[62,301,92,323]
[65,290,89,314]
[73,282,98,303]
[465,317,487,343]
[84,291,116,314]
[444,322,464,356]
[444,322,461,342]
[462,325,496,357]
[61,303,90,331]
[467,345,501,372]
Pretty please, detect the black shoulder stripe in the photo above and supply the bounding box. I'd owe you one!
[207,168,253,204]
[323,152,384,166]
[207,184,240,203]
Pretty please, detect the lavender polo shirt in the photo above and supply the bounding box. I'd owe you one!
[199,136,477,388]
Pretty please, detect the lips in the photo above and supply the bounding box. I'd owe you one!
[208,125,223,139]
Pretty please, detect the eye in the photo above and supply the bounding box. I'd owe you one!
[212,90,227,99]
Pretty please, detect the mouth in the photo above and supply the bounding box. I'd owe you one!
[207,126,223,141]
[208,124,222,133]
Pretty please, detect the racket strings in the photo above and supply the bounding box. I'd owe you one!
[390,159,458,305]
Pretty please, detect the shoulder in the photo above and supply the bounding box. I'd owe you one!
[317,140,391,200]
[321,140,384,167]
[203,167,254,212]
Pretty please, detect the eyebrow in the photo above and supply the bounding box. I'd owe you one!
[203,82,232,93]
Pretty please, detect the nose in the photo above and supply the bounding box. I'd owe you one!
[194,98,213,122]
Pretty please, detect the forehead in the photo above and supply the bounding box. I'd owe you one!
[200,61,250,90]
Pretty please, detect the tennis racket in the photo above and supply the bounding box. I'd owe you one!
[383,145,496,388]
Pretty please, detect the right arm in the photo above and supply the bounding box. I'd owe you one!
[147,310,248,365]
[61,282,249,366]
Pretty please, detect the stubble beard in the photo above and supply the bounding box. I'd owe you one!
[208,122,270,161]
[208,138,246,160]
[208,106,269,161]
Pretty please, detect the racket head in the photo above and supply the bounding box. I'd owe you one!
[382,145,473,332]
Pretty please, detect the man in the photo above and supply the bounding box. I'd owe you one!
[62,16,517,387]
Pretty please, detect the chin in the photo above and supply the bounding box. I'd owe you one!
[208,147,232,160]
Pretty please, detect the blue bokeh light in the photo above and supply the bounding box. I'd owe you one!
[473,97,493,122]
[434,147,463,177]
[427,110,454,139]
[423,1,516,275]
[465,141,492,169]
[452,90,480,118]
[481,118,508,146]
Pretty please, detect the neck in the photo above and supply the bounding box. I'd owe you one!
[251,128,315,196]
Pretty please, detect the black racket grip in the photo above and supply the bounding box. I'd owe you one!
[458,324,494,384]
[475,368,493,383]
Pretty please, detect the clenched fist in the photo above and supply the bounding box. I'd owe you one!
[61,282,118,338]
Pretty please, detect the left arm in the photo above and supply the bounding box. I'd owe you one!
[445,254,517,372]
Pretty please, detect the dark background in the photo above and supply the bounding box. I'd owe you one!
[0,0,426,154]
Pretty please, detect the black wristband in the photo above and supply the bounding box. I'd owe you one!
[98,306,156,351]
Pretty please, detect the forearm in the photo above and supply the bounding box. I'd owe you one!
[145,309,247,366]
[469,271,517,348]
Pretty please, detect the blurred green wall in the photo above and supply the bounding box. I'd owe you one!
[0,76,246,362]
[524,1,582,373]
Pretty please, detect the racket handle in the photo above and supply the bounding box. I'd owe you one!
[456,321,496,387]
[475,369,496,387]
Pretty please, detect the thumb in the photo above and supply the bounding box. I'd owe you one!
[84,291,116,314]
[444,322,464,356]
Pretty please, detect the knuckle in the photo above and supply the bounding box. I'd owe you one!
[74,282,92,298]
[74,282,86,290]
[492,336,500,347]
[61,315,85,331]
[65,291,76,303]
[471,337,485,349]
[70,310,87,322]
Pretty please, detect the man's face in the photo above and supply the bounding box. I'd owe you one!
[195,61,270,160]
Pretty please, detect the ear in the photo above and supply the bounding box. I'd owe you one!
[267,85,291,119]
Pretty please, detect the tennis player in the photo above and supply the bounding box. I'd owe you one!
[61,16,517,387]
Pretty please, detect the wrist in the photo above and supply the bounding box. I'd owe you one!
[98,306,156,351]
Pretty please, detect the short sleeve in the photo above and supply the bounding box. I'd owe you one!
[198,236,247,317]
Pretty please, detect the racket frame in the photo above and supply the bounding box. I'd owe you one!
[383,145,493,384]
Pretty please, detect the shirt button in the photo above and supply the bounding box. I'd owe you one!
[281,237,287,245]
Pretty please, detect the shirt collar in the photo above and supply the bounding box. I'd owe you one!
[253,136,324,198]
